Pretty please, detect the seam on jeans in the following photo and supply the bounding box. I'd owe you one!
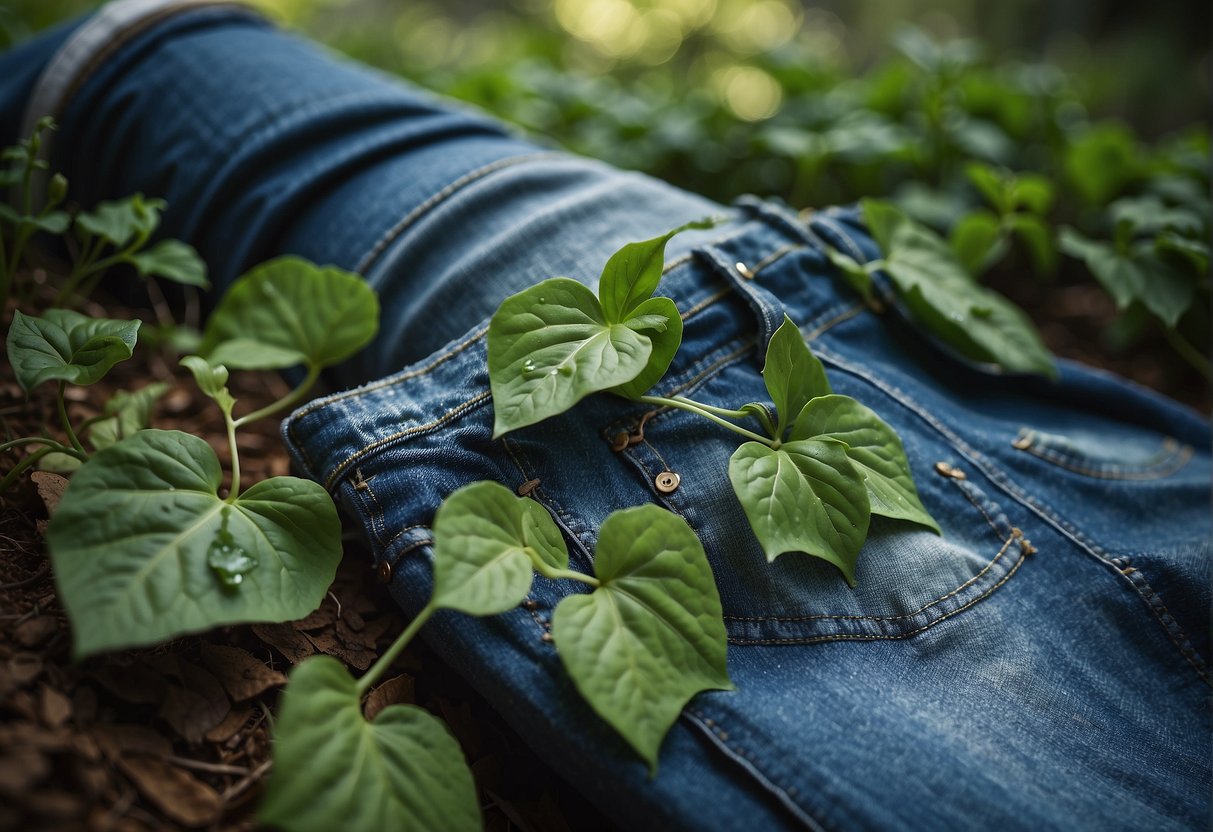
[323,390,491,490]
[683,710,832,832]
[1114,563,1210,686]
[381,524,429,557]
[802,302,865,341]
[292,323,489,421]
[390,536,433,562]
[355,152,564,274]
[723,534,1016,623]
[811,215,867,263]
[680,285,734,321]
[1012,430,1193,480]
[729,546,1027,644]
[746,244,803,277]
[501,437,595,570]
[358,477,389,548]
[814,345,1212,684]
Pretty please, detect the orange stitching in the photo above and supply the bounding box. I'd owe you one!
[324,390,491,489]
[1014,433,1193,480]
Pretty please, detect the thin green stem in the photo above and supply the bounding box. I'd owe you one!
[0,446,61,492]
[356,602,436,698]
[669,396,751,420]
[0,436,79,456]
[1163,326,1211,379]
[223,409,241,502]
[530,558,600,588]
[57,382,85,455]
[0,227,9,309]
[638,394,776,447]
[233,365,321,429]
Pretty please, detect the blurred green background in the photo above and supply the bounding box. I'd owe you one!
[2,0,1210,386]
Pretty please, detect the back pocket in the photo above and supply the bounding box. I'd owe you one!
[609,358,1033,644]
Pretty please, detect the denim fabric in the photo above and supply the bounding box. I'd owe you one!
[4,5,1210,829]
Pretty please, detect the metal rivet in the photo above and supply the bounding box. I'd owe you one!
[934,461,966,480]
[522,599,538,611]
[1011,434,1032,450]
[540,632,553,643]
[376,561,392,584]
[609,431,630,452]
[735,261,754,279]
[517,478,540,496]
[654,471,681,494]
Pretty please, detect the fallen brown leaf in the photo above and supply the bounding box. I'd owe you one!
[39,683,71,729]
[251,623,315,664]
[204,703,253,744]
[30,471,68,516]
[89,661,166,705]
[13,615,58,648]
[92,724,173,761]
[200,643,287,701]
[363,674,414,721]
[117,754,222,828]
[8,652,43,686]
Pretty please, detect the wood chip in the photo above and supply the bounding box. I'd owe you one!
[39,684,72,729]
[8,652,43,686]
[204,703,253,744]
[30,471,69,516]
[0,746,50,795]
[89,662,166,705]
[148,658,230,743]
[13,615,58,648]
[363,674,414,721]
[116,754,222,828]
[92,724,172,761]
[252,623,315,664]
[200,644,287,702]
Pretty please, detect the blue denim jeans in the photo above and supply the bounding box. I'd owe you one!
[4,4,1210,829]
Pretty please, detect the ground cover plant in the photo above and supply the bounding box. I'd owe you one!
[0,2,1208,829]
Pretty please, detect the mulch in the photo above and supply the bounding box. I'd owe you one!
[0,264,1205,831]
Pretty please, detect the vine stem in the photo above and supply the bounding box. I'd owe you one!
[530,556,600,588]
[224,408,241,501]
[0,446,72,492]
[356,602,436,698]
[637,394,777,447]
[0,436,80,456]
[233,364,321,429]
[57,382,85,455]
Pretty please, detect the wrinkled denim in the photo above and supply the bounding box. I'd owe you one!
[3,5,1209,830]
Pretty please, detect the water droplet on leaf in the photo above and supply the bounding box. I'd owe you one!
[208,508,257,588]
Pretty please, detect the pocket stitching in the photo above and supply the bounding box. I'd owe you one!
[1012,429,1194,480]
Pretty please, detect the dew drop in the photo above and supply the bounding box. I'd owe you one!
[208,508,258,589]
[537,297,546,303]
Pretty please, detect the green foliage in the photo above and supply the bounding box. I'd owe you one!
[200,256,378,371]
[760,315,832,437]
[259,657,480,832]
[430,480,568,616]
[552,504,732,772]
[488,220,716,435]
[6,309,139,392]
[858,200,1057,378]
[45,430,342,658]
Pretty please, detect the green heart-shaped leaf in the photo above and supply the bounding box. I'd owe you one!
[790,395,939,533]
[863,200,1056,379]
[431,481,568,616]
[128,239,210,288]
[610,296,684,399]
[598,217,718,322]
[180,355,236,414]
[199,256,379,371]
[7,309,140,393]
[728,439,869,585]
[488,277,655,436]
[75,194,164,248]
[259,656,479,832]
[552,505,732,773]
[88,381,170,451]
[46,430,342,658]
[762,315,831,437]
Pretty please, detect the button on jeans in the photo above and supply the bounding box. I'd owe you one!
[4,4,1209,829]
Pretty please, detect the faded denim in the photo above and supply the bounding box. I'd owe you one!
[2,4,1209,830]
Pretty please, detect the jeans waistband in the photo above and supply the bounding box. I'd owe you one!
[283,198,874,491]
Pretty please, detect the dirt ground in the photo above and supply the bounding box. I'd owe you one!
[0,267,1205,831]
